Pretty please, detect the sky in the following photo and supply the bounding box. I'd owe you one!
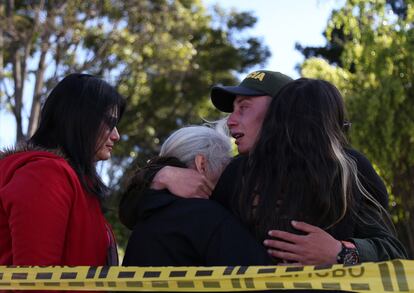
[205,0,344,78]
[0,0,344,148]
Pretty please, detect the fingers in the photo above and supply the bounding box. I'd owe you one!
[193,176,211,199]
[267,221,321,243]
[267,230,303,244]
[267,222,341,266]
[151,167,169,189]
[291,220,320,233]
[202,175,215,193]
[206,178,215,194]
[197,176,213,198]
[263,239,297,252]
[144,164,215,199]
[267,249,300,262]
[155,167,213,198]
[196,187,210,199]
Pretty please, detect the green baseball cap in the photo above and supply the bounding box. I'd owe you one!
[211,70,293,113]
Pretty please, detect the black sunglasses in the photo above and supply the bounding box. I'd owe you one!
[104,116,119,130]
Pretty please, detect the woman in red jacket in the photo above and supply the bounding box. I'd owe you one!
[0,73,125,266]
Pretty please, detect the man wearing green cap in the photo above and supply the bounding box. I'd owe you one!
[151,70,293,197]
[142,70,405,265]
[210,70,292,154]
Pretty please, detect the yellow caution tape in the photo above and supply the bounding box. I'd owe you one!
[0,259,412,292]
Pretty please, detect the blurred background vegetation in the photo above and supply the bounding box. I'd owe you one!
[1,0,414,258]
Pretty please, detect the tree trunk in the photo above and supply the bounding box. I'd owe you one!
[24,0,46,138]
[12,49,25,142]
[28,41,49,137]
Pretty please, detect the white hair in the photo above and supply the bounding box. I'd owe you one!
[328,135,387,229]
[160,125,232,179]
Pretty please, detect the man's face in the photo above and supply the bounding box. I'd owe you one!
[227,95,271,154]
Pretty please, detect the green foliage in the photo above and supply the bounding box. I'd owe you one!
[0,0,270,252]
[297,1,408,70]
[300,0,414,256]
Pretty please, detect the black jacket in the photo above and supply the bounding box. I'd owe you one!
[211,148,407,262]
[123,189,273,266]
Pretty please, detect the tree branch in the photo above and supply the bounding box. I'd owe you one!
[5,0,17,41]
[77,20,121,72]
[0,79,14,107]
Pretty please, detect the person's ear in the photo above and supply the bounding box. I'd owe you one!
[194,154,207,174]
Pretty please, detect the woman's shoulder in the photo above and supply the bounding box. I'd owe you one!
[1,143,68,164]
[0,147,81,208]
[0,145,78,188]
[344,147,389,209]
[345,147,380,175]
[344,147,382,177]
[345,147,371,164]
[3,149,72,172]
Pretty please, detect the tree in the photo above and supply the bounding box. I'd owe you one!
[1,0,122,141]
[1,0,270,248]
[296,0,408,70]
[299,0,414,256]
[0,1,269,143]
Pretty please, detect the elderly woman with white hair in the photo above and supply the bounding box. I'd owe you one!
[120,125,272,266]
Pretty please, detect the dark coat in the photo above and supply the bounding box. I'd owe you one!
[123,189,273,266]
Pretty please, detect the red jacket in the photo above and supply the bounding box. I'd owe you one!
[0,147,114,266]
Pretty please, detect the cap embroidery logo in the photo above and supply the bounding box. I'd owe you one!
[246,71,266,81]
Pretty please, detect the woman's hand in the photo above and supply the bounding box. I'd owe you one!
[264,220,342,265]
[151,166,214,198]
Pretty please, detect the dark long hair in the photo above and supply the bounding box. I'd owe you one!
[29,73,125,199]
[235,78,359,241]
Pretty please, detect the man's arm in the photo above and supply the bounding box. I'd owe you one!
[264,210,407,265]
[264,149,406,265]
[152,166,214,198]
[350,204,408,262]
